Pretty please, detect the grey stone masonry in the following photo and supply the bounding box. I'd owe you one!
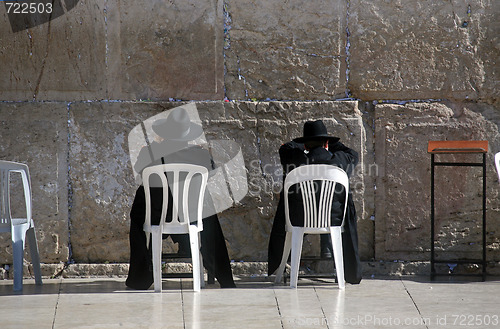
[0,0,499,273]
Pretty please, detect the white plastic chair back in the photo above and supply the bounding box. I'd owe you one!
[0,161,32,230]
[275,164,349,289]
[283,164,349,232]
[0,160,42,291]
[142,163,208,292]
[495,152,500,183]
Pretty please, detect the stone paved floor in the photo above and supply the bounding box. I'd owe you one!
[0,275,499,328]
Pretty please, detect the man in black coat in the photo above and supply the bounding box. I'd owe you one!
[268,120,362,284]
[126,107,235,289]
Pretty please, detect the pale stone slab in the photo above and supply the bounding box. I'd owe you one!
[374,102,500,261]
[224,0,348,100]
[0,1,107,101]
[349,0,499,103]
[106,0,224,101]
[0,102,69,263]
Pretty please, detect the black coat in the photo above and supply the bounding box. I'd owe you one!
[268,141,362,284]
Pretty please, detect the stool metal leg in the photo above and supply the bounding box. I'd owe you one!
[430,154,436,279]
[482,153,487,280]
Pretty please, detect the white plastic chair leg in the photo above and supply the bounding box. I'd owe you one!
[26,226,42,285]
[189,228,201,292]
[12,238,25,291]
[290,227,305,288]
[198,232,205,288]
[330,227,345,290]
[151,226,163,292]
[12,224,27,291]
[11,224,28,291]
[274,232,292,284]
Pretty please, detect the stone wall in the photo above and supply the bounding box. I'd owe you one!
[374,102,500,261]
[0,1,498,271]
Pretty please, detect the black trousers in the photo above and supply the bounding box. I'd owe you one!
[126,186,235,289]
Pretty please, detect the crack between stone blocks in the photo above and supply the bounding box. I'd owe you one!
[372,99,443,105]
[25,28,34,92]
[314,286,331,328]
[51,262,70,279]
[104,0,109,100]
[223,0,231,100]
[273,290,285,329]
[401,279,431,329]
[222,1,249,100]
[345,0,352,99]
[51,279,63,329]
[66,102,74,264]
[180,280,187,329]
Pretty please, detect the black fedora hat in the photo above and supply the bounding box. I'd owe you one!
[152,107,203,141]
[293,120,340,144]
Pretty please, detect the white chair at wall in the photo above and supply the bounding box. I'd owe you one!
[0,160,42,291]
[495,152,500,183]
[274,164,349,289]
[143,163,208,292]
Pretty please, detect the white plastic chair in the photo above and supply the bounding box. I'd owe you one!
[274,164,349,289]
[495,152,500,183]
[143,163,208,292]
[0,160,42,291]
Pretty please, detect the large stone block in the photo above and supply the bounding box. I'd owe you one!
[0,0,223,102]
[0,1,107,101]
[68,101,170,262]
[106,0,224,100]
[349,0,499,104]
[0,102,69,263]
[224,0,348,100]
[374,102,500,261]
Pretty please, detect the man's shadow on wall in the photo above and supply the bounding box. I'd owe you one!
[4,0,79,33]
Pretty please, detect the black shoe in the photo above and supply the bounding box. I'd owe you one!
[220,281,237,288]
[320,234,333,258]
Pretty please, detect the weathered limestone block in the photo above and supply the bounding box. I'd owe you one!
[0,1,107,101]
[349,0,499,104]
[0,102,69,263]
[224,0,348,100]
[374,102,500,261]
[106,0,224,100]
[0,0,223,102]
[68,101,170,262]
